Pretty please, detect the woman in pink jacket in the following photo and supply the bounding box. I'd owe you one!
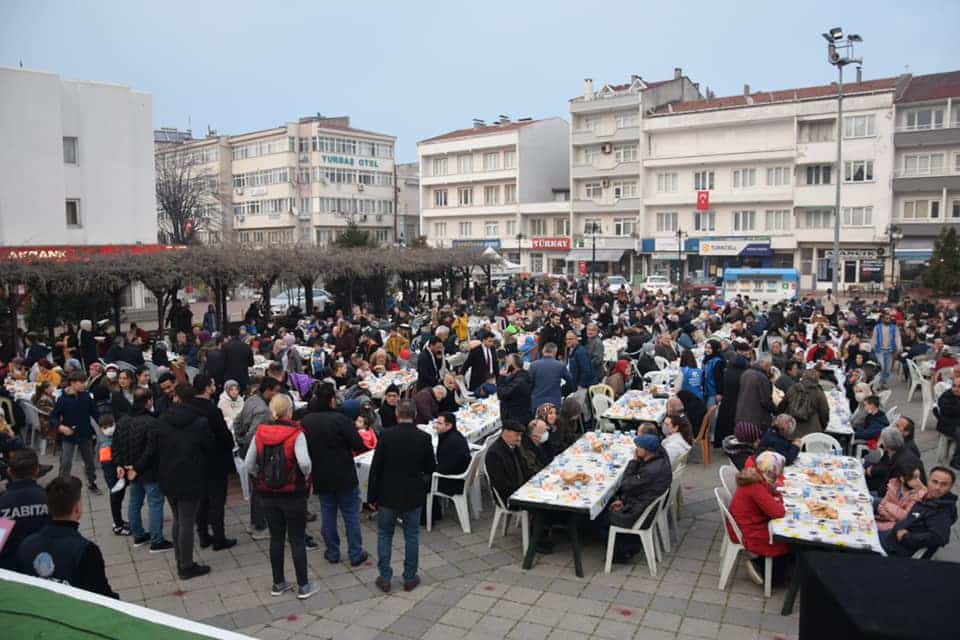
[876,461,926,532]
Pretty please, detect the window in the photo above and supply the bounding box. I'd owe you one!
[614,111,638,128]
[483,152,500,171]
[432,157,447,176]
[657,173,678,193]
[484,185,500,205]
[554,190,570,202]
[374,229,389,244]
[614,144,638,163]
[843,114,876,138]
[798,209,834,229]
[458,187,473,206]
[504,183,517,203]
[766,167,791,186]
[694,171,715,190]
[531,253,544,273]
[694,211,715,232]
[65,199,81,227]
[614,218,635,236]
[612,181,637,199]
[584,182,603,199]
[485,221,499,237]
[504,150,516,169]
[732,168,756,189]
[434,222,446,237]
[798,120,834,143]
[506,220,516,236]
[581,147,596,165]
[63,137,78,164]
[953,200,960,220]
[765,209,791,231]
[844,160,874,182]
[902,153,945,177]
[554,217,569,235]
[801,248,814,275]
[530,218,547,235]
[433,189,448,207]
[842,206,873,227]
[459,221,472,236]
[458,154,473,174]
[902,200,940,220]
[903,107,945,131]
[805,165,832,185]
[578,116,595,131]
[584,219,602,234]
[733,210,756,231]
[656,212,678,233]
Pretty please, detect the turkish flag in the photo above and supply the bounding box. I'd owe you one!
[578,261,588,276]
[697,190,710,211]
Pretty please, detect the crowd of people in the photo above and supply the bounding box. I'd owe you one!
[0,275,958,601]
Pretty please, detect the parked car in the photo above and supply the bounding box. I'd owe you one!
[641,274,674,295]
[681,276,719,296]
[270,288,332,315]
[605,275,632,295]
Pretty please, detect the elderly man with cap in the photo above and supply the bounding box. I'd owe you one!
[598,433,672,563]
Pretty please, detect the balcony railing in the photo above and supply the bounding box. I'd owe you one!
[893,166,960,179]
[894,120,960,133]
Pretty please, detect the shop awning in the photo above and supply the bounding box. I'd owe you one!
[895,238,933,262]
[565,248,627,262]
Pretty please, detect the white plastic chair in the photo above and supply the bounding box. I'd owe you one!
[878,389,892,407]
[885,405,900,427]
[659,465,687,552]
[800,432,842,455]
[719,464,738,498]
[592,394,615,432]
[17,400,43,455]
[234,456,251,501]
[485,460,529,553]
[604,490,668,576]
[907,359,924,403]
[427,446,486,533]
[654,355,670,371]
[920,377,935,432]
[715,488,773,597]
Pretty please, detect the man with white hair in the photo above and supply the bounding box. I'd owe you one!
[758,414,800,464]
[77,319,98,372]
[866,425,925,496]
[735,355,777,434]
[413,385,445,424]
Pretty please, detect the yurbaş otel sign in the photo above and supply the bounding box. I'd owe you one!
[321,155,380,168]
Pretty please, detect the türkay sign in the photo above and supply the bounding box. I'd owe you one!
[531,237,572,251]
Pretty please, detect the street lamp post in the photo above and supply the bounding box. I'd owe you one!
[675,228,687,287]
[822,27,863,294]
[887,224,903,289]
[516,232,525,295]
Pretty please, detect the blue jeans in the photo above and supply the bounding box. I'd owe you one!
[128,480,165,544]
[877,350,893,385]
[318,486,364,563]
[376,506,421,583]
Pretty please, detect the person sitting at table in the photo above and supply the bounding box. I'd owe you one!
[674,350,705,401]
[769,340,789,373]
[654,334,678,363]
[782,369,830,439]
[413,385,445,425]
[728,451,792,586]
[379,384,400,430]
[520,419,554,476]
[555,397,583,452]
[600,434,672,564]
[805,335,836,364]
[604,359,630,399]
[758,414,800,465]
[934,346,958,377]
[893,416,921,460]
[726,422,763,470]
[848,381,872,429]
[880,466,958,557]
[852,395,890,448]
[775,360,802,395]
[661,414,692,468]
[876,461,926,532]
[865,426,924,496]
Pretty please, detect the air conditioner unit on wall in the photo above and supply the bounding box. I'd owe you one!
[357,183,364,191]
[601,178,610,188]
[601,143,613,154]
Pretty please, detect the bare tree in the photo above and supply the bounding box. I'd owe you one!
[155,150,222,245]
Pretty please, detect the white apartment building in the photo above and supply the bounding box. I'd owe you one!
[396,162,420,244]
[569,70,702,279]
[642,76,902,291]
[155,116,397,247]
[418,117,569,271]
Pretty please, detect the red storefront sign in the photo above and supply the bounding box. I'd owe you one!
[531,237,572,251]
[578,261,588,276]
[0,244,182,262]
[696,190,710,211]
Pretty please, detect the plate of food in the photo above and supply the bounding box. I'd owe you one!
[804,470,839,486]
[805,500,839,520]
[469,403,488,414]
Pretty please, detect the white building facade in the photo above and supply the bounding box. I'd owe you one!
[418,118,569,270]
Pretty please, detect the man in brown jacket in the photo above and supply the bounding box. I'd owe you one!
[735,355,777,433]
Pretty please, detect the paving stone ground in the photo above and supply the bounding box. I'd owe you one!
[59,377,958,640]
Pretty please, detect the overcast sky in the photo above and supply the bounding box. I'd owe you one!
[3,0,959,162]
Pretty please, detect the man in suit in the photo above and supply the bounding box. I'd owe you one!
[368,400,436,593]
[465,331,498,393]
[529,343,573,410]
[222,328,254,393]
[416,337,444,391]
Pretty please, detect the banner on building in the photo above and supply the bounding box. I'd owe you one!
[451,239,501,250]
[531,237,572,251]
[696,190,710,211]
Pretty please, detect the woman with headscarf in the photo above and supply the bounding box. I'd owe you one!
[713,351,748,449]
[728,451,792,586]
[702,339,726,411]
[218,380,245,430]
[555,397,582,452]
[604,359,631,399]
[281,334,302,374]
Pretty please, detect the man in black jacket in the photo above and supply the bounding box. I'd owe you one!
[935,376,960,469]
[368,399,435,593]
[222,330,254,393]
[203,335,226,388]
[497,354,532,425]
[379,384,399,429]
[303,384,368,567]
[141,385,215,579]
[17,476,117,598]
[484,420,530,506]
[427,412,470,525]
[881,467,958,557]
[189,375,236,551]
[0,450,48,569]
[464,331,498,393]
[416,338,443,391]
[113,388,171,552]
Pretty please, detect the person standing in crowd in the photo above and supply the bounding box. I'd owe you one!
[713,349,749,448]
[110,369,136,419]
[584,323,604,377]
[871,311,901,390]
[367,399,435,593]
[416,337,443,391]
[735,355,776,436]
[222,327,255,394]
[379,384,400,429]
[112,388,172,553]
[465,331,498,393]
[497,353,532,425]
[821,288,837,324]
[235,378,283,539]
[529,343,573,411]
[702,339,726,410]
[0,450,49,569]
[245,394,321,599]
[413,385,445,424]
[17,477,118,598]
[783,369,830,439]
[217,380,244,430]
[303,384,368,567]
[565,330,596,391]
[51,372,102,495]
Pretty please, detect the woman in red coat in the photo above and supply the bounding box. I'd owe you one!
[728,451,792,586]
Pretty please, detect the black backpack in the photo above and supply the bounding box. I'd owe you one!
[260,442,290,490]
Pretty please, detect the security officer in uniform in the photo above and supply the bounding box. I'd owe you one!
[0,449,48,569]
[17,476,118,598]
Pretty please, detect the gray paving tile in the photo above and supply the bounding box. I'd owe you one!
[641,609,682,632]
[506,621,552,640]
[593,618,636,640]
[438,607,484,629]
[387,614,434,638]
[555,612,599,634]
[649,595,687,615]
[406,601,450,622]
[231,605,273,629]
[679,617,720,638]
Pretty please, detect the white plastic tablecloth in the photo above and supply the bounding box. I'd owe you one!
[602,390,667,424]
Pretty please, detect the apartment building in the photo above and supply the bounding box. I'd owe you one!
[568,70,702,279]
[154,116,397,247]
[396,162,420,244]
[642,75,902,291]
[418,117,569,271]
[891,71,960,285]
